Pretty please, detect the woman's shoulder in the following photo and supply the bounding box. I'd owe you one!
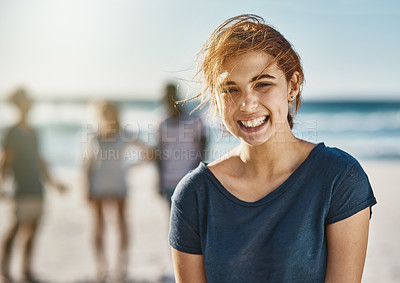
[172,162,210,206]
[3,124,36,143]
[175,162,209,188]
[3,125,16,138]
[5,124,26,135]
[314,143,359,169]
[309,143,370,188]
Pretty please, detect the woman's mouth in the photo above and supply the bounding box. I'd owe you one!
[238,115,269,131]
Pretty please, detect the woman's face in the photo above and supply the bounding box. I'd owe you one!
[16,96,31,115]
[217,51,298,146]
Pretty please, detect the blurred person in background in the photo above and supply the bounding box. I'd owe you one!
[157,83,207,282]
[157,83,206,208]
[0,88,65,283]
[83,101,152,282]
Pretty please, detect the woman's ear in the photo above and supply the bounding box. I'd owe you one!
[287,71,300,102]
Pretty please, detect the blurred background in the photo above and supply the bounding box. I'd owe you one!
[0,0,399,282]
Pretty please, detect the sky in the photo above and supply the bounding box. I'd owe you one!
[0,0,399,101]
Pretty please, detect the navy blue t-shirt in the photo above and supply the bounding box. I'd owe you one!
[169,143,376,282]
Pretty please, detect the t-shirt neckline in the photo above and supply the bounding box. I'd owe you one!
[201,142,325,207]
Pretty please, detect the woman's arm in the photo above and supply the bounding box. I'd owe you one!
[325,207,371,283]
[172,248,207,283]
[0,147,14,196]
[82,153,95,201]
[0,149,11,197]
[39,157,66,193]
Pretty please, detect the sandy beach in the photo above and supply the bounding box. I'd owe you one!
[0,162,173,283]
[0,159,399,283]
[361,160,400,282]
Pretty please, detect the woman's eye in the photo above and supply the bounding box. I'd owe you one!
[254,82,271,88]
[223,88,239,94]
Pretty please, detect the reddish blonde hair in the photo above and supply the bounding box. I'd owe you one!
[96,101,121,137]
[195,14,304,128]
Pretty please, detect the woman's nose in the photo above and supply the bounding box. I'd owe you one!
[239,91,258,112]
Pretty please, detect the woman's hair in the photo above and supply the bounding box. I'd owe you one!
[195,14,304,129]
[164,82,182,117]
[8,87,30,107]
[97,101,121,135]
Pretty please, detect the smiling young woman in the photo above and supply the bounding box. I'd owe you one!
[168,14,376,283]
[218,51,300,147]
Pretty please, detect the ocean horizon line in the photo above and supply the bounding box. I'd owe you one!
[1,96,399,105]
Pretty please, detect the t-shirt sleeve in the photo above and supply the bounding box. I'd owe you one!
[326,161,377,225]
[169,174,203,254]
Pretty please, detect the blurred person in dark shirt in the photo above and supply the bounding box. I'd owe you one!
[0,88,65,282]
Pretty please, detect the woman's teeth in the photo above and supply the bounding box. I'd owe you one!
[239,116,268,128]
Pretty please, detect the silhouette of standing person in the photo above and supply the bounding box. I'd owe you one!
[0,88,65,282]
[157,83,206,208]
[84,101,152,281]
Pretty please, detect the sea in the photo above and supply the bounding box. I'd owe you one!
[0,99,399,168]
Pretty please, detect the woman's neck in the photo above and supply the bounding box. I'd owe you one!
[237,133,304,177]
[17,115,30,128]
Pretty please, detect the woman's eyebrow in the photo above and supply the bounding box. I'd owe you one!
[250,74,276,82]
[221,74,276,87]
[222,81,236,86]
